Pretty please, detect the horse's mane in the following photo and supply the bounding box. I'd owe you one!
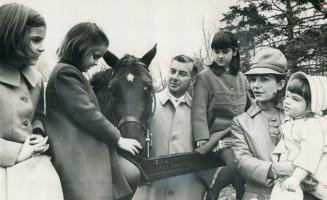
[90,54,150,94]
[90,68,113,94]
[116,54,149,71]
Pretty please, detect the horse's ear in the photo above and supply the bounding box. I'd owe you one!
[103,50,119,68]
[141,44,157,66]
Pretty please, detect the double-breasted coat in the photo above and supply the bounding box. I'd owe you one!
[45,62,134,200]
[191,64,249,154]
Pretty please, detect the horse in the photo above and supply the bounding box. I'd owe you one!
[90,45,224,186]
[90,44,156,168]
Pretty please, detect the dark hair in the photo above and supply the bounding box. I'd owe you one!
[274,74,288,103]
[57,22,109,67]
[0,3,46,61]
[287,77,312,112]
[171,55,198,76]
[211,29,240,75]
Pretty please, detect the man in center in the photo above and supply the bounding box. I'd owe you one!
[133,55,205,200]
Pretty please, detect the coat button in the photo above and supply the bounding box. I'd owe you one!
[23,121,29,126]
[230,87,234,91]
[20,96,28,103]
[233,108,238,112]
[231,96,236,101]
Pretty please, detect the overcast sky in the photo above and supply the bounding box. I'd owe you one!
[3,0,237,76]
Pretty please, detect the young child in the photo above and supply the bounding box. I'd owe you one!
[45,22,142,200]
[271,72,327,200]
[0,3,63,200]
[192,29,250,200]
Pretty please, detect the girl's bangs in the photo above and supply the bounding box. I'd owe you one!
[287,78,311,103]
[211,33,236,49]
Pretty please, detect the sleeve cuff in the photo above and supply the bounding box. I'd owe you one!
[254,161,273,186]
[0,140,22,167]
[111,127,121,144]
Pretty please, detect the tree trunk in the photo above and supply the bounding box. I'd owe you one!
[285,0,295,40]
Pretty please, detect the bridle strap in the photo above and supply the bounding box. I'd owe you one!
[116,89,156,129]
[150,91,156,117]
[118,116,147,131]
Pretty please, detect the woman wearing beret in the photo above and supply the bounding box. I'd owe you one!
[231,48,319,200]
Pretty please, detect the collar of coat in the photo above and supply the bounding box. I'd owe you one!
[283,115,309,123]
[0,61,38,87]
[208,62,226,76]
[247,100,284,117]
[159,88,192,108]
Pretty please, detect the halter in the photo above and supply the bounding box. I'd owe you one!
[118,116,146,130]
[97,58,156,158]
[106,63,156,158]
[116,91,156,132]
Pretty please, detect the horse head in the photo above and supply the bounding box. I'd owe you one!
[91,44,157,159]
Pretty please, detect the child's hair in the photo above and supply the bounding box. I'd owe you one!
[0,3,46,61]
[287,77,314,116]
[57,22,109,67]
[211,29,240,75]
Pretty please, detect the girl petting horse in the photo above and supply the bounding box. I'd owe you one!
[45,22,142,200]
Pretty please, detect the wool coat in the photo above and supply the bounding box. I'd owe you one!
[0,62,62,200]
[133,88,205,200]
[45,62,134,200]
[192,63,249,154]
[0,62,44,166]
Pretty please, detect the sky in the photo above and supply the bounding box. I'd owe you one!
[2,0,238,77]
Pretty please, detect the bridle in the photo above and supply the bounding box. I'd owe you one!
[108,64,156,157]
[116,91,156,132]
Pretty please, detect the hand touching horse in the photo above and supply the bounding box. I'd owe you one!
[90,45,156,183]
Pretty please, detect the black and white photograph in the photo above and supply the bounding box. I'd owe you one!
[0,0,326,200]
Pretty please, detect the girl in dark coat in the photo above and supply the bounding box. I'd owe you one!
[45,22,142,200]
[192,30,248,200]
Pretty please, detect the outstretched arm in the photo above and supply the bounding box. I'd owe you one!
[54,66,121,144]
